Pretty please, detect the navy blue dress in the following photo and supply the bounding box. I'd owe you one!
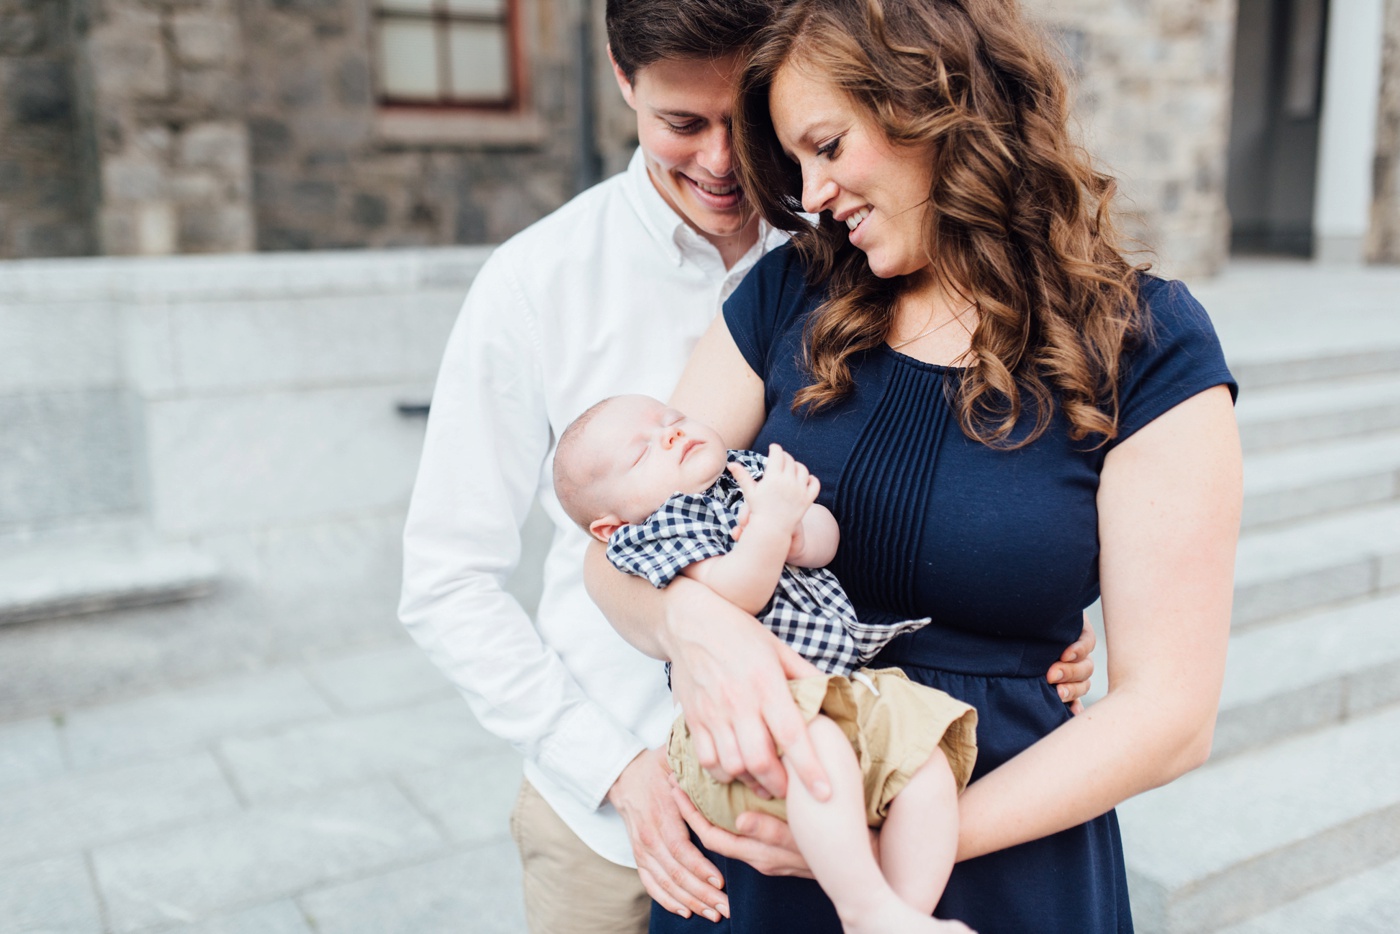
[651,244,1237,934]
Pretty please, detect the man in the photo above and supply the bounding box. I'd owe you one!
[399,3,1095,931]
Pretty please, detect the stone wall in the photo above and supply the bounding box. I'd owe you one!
[1025,0,1237,279]
[1370,0,1400,262]
[237,0,583,250]
[0,0,93,258]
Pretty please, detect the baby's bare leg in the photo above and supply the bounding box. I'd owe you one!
[879,746,960,913]
[784,716,974,934]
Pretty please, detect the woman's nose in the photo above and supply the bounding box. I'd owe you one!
[802,171,837,215]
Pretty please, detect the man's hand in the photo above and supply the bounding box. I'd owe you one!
[1047,619,1097,714]
[607,748,730,922]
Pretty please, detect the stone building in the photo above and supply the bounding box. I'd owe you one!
[1,0,1398,275]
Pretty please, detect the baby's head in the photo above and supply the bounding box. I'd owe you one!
[554,394,729,542]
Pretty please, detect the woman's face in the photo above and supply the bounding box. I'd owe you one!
[769,61,935,280]
[613,53,759,252]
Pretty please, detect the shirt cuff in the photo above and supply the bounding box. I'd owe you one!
[537,700,650,810]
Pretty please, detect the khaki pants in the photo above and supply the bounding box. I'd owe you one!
[510,777,650,934]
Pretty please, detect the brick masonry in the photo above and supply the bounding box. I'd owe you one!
[1370,0,1400,262]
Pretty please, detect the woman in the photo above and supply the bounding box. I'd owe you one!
[587,0,1241,929]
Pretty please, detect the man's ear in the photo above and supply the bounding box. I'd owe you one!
[607,44,637,110]
[589,515,626,543]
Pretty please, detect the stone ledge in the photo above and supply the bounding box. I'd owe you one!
[0,536,219,625]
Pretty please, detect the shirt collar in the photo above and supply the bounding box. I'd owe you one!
[622,147,783,270]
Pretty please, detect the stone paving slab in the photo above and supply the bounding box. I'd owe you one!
[217,696,506,804]
[0,753,239,869]
[62,669,334,770]
[91,781,446,933]
[396,748,522,845]
[297,841,526,934]
[0,715,64,789]
[302,643,456,714]
[0,854,104,934]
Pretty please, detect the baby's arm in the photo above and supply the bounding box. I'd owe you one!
[786,502,839,568]
[681,445,819,615]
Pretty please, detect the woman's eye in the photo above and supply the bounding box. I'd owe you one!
[816,137,841,159]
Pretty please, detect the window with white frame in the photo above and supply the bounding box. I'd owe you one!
[374,0,520,109]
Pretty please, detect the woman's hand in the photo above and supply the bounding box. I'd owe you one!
[661,584,830,802]
[608,748,730,922]
[670,781,816,879]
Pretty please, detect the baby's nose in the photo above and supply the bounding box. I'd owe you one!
[661,426,684,449]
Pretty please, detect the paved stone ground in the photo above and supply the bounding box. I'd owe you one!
[1,257,1398,933]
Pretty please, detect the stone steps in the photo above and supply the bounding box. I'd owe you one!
[1235,370,1400,452]
[1242,429,1400,529]
[1120,703,1400,934]
[0,529,219,625]
[1232,346,1400,391]
[1232,499,1400,628]
[1212,592,1400,758]
[1215,853,1400,933]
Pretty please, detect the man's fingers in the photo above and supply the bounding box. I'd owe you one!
[732,810,797,848]
[637,867,691,919]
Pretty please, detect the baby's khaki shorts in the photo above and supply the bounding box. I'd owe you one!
[668,667,978,832]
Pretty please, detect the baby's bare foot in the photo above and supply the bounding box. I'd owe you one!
[841,900,976,934]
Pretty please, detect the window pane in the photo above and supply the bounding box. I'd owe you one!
[448,23,510,101]
[379,20,440,99]
[379,0,437,14]
[444,0,506,15]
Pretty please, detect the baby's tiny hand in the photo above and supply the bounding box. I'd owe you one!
[728,445,820,534]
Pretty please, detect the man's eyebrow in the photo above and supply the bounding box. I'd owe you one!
[655,109,703,120]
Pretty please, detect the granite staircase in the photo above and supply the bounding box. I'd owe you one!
[1120,342,1400,933]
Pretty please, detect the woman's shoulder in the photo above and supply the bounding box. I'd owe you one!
[724,241,823,379]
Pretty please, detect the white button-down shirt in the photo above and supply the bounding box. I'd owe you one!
[399,149,785,866]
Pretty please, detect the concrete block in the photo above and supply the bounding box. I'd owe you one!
[297,842,526,934]
[1216,853,1400,934]
[91,782,445,933]
[167,900,313,934]
[0,855,104,934]
[0,302,120,393]
[1121,705,1400,933]
[88,7,170,101]
[1232,561,1372,627]
[0,716,64,790]
[217,696,505,803]
[0,753,239,868]
[119,302,179,395]
[304,643,455,713]
[0,388,140,527]
[63,668,334,770]
[397,749,521,846]
[144,385,427,534]
[177,122,249,176]
[1235,372,1400,452]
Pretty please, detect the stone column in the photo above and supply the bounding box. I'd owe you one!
[1369,0,1400,264]
[72,0,254,255]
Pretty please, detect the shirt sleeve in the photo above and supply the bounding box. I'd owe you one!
[606,492,735,588]
[398,249,646,810]
[1108,276,1239,449]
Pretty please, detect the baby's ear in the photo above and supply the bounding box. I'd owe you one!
[588,515,626,543]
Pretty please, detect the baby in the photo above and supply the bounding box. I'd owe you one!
[555,393,978,934]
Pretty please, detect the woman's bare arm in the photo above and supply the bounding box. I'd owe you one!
[953,385,1240,859]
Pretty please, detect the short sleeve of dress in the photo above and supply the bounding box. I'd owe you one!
[723,242,815,381]
[1109,276,1239,450]
[605,492,735,588]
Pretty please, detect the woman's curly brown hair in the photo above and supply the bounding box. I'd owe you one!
[733,0,1148,448]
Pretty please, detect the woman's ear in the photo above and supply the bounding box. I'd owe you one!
[589,514,626,543]
[607,45,638,110]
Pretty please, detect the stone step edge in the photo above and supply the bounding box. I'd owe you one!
[0,550,220,626]
[1233,346,1400,390]
[1243,462,1400,530]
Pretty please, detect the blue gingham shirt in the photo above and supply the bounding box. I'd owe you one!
[607,450,928,676]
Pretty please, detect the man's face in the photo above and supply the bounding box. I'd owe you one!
[613,52,759,252]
